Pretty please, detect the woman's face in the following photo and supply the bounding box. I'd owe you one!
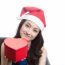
[20,20,40,41]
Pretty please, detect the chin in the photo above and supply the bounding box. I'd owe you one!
[22,37,30,41]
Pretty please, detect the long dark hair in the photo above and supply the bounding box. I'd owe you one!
[14,19,44,65]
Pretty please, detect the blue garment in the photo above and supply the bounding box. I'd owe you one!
[12,59,27,65]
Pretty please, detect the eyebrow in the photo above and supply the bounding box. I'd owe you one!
[26,22,31,26]
[27,22,39,30]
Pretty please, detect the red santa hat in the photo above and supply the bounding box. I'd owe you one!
[18,7,46,31]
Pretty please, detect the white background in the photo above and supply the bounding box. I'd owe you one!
[0,0,65,65]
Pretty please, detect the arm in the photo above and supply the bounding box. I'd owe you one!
[39,47,47,65]
[1,43,8,65]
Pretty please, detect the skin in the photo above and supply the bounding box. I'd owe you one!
[20,20,40,49]
[1,20,47,65]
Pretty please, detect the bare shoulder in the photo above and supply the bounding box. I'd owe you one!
[1,42,4,50]
[1,42,5,56]
[41,46,47,56]
[39,47,47,65]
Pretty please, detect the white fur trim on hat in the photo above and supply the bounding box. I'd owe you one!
[18,14,44,31]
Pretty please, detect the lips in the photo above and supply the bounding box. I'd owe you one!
[23,31,31,39]
[23,31,30,40]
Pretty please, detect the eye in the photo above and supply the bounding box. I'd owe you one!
[25,24,30,27]
[33,30,38,33]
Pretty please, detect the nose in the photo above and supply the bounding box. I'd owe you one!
[26,29,32,36]
[26,31,31,35]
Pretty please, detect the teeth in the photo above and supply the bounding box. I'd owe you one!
[25,35,29,38]
[25,34,30,38]
[23,32,31,40]
[25,35,30,39]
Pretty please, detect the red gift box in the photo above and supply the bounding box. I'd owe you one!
[4,38,28,63]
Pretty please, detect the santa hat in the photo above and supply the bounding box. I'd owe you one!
[18,7,46,31]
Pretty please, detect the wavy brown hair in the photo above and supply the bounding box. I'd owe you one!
[14,19,44,65]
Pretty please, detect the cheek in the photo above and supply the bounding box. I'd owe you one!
[31,33,38,40]
[20,26,26,33]
[20,27,24,35]
[20,26,27,36]
[20,29,23,37]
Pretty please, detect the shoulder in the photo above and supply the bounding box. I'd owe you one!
[1,42,4,50]
[39,47,47,65]
[1,42,5,51]
[41,46,47,55]
[1,42,5,58]
[1,42,5,56]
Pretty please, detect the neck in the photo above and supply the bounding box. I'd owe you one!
[28,41,31,50]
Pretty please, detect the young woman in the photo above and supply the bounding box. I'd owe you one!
[1,7,47,65]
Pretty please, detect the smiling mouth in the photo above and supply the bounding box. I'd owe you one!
[23,32,30,38]
[25,35,30,39]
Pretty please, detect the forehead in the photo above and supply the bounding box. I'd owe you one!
[24,20,40,29]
